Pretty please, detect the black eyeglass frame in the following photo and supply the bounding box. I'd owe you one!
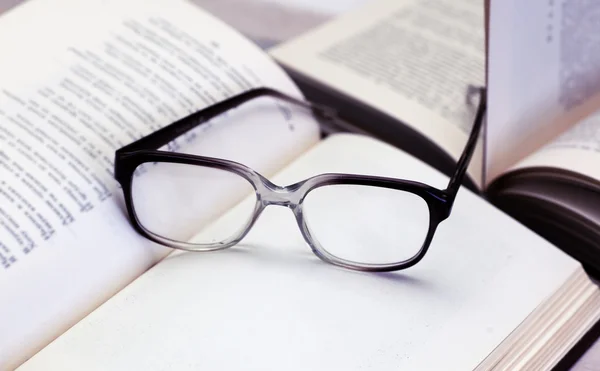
[114,86,487,272]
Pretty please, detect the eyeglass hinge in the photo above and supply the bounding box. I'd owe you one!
[312,104,339,122]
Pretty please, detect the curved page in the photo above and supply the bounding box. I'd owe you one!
[0,0,319,368]
[509,111,600,184]
[19,134,585,371]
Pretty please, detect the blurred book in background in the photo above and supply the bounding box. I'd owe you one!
[0,0,366,49]
[192,0,367,48]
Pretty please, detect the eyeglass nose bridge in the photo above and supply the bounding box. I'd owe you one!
[255,178,304,209]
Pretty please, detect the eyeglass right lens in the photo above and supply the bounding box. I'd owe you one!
[302,184,430,266]
[131,162,257,249]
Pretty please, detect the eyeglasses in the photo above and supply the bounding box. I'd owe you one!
[114,86,486,272]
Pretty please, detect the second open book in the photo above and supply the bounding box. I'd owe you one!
[1,0,599,370]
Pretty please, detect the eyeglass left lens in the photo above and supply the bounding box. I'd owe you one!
[131,162,257,249]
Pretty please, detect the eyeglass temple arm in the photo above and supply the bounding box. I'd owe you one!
[445,86,487,204]
[116,87,337,155]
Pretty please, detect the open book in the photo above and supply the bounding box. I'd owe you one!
[1,0,599,370]
[270,0,600,274]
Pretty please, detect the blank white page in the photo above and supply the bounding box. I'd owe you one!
[19,134,581,371]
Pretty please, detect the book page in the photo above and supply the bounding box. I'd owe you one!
[510,110,600,183]
[0,0,319,368]
[19,134,582,371]
[487,0,600,183]
[270,0,485,187]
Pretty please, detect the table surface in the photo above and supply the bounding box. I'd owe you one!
[0,0,598,369]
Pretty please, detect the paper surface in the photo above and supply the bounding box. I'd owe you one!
[487,0,600,183]
[509,108,600,183]
[0,0,319,368]
[19,134,580,371]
